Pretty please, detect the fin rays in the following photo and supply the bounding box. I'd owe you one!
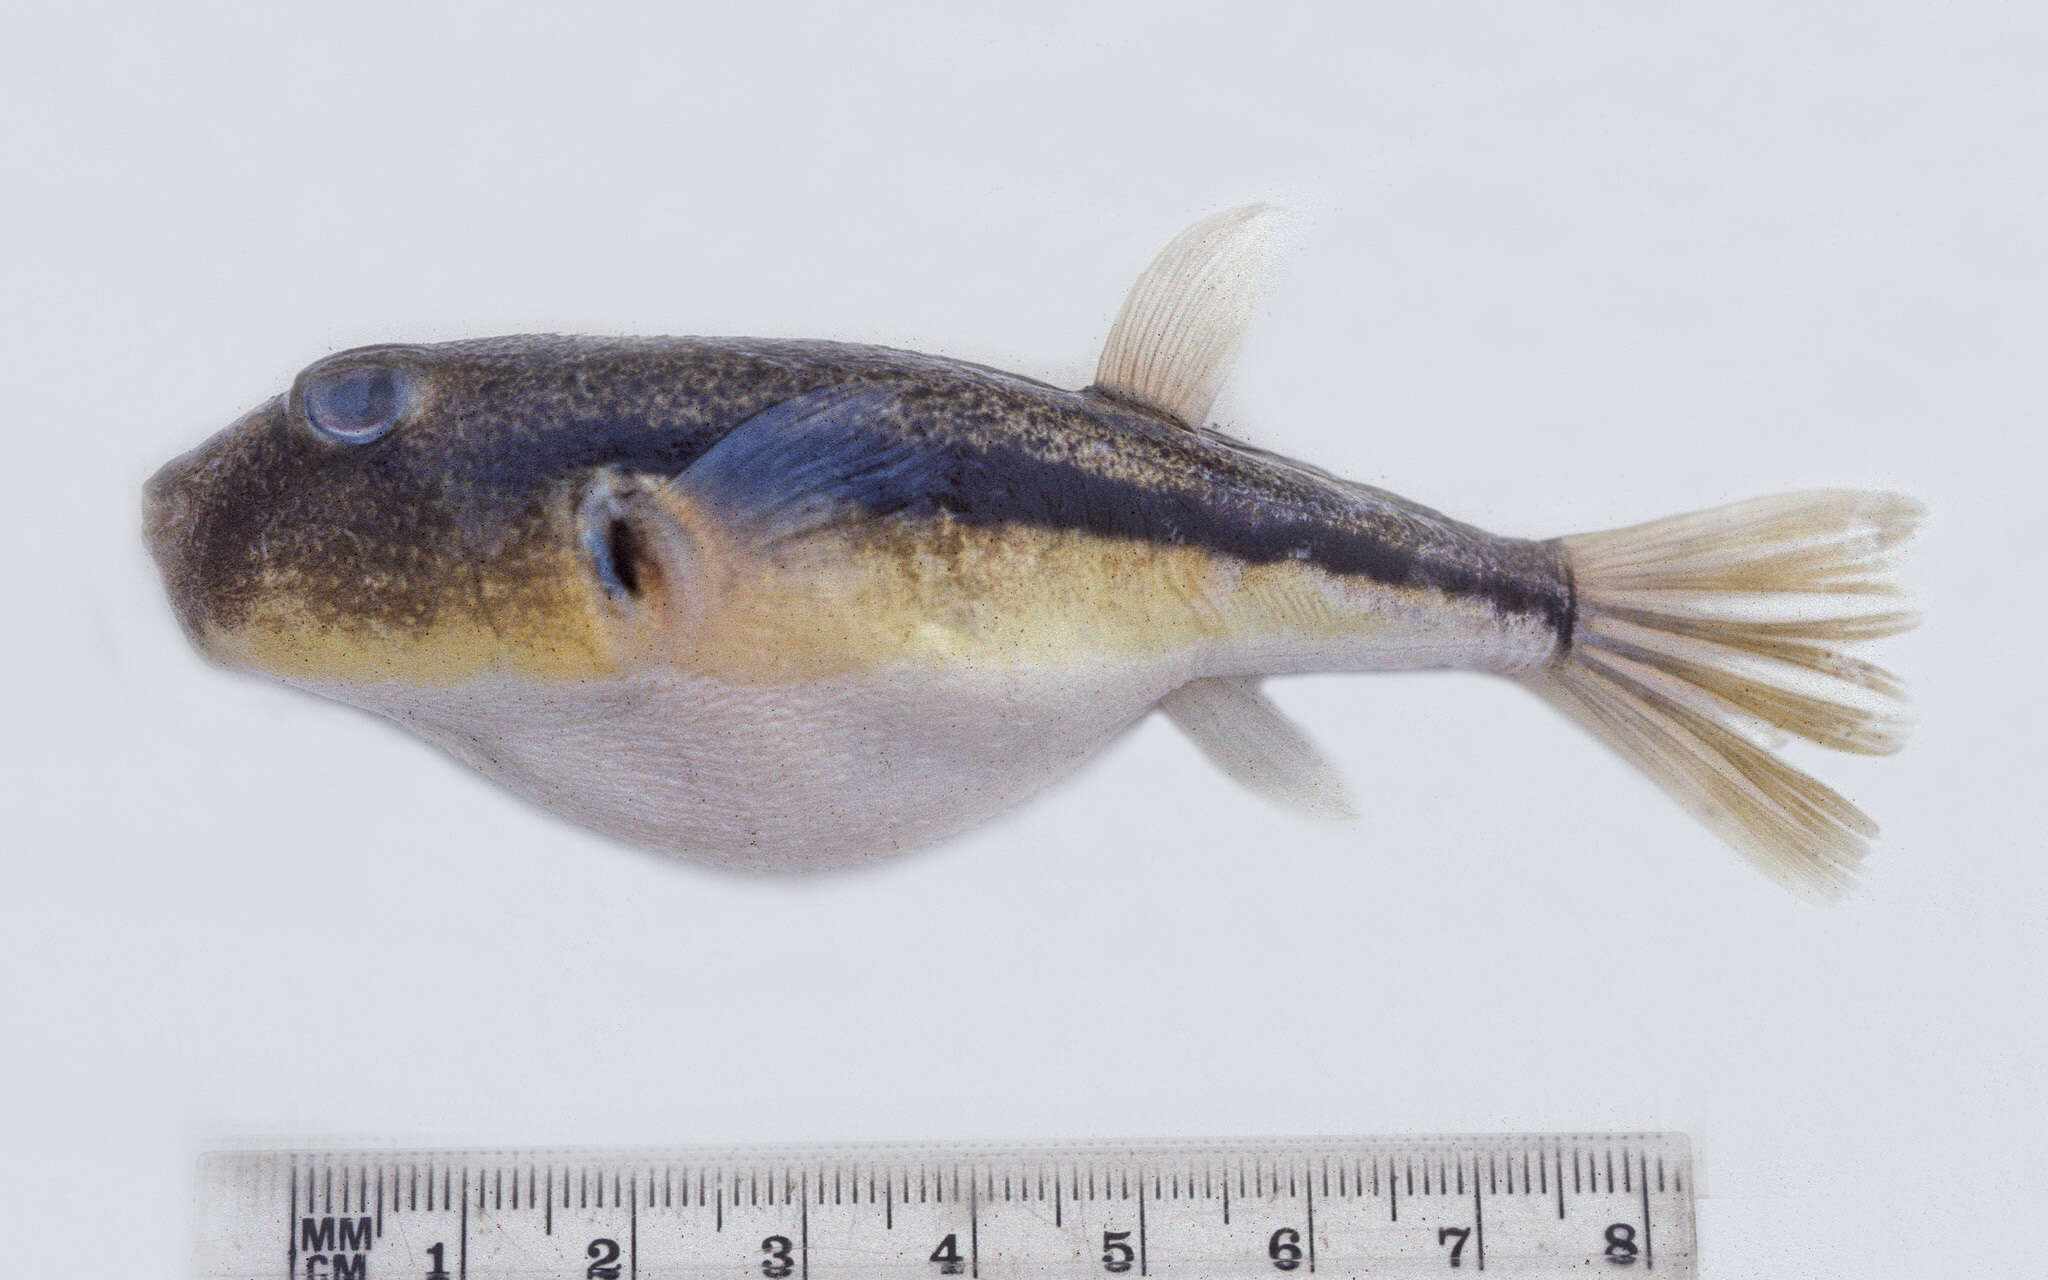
[1094,204,1284,428]
[1158,676,1353,818]
[1540,489,1921,895]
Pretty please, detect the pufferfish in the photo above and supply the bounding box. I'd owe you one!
[143,207,1919,893]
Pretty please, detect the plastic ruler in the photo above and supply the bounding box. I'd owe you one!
[195,1134,1695,1279]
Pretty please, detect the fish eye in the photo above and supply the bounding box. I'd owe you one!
[301,365,404,444]
[578,481,657,605]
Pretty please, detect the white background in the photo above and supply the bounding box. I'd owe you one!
[2,4,2040,1277]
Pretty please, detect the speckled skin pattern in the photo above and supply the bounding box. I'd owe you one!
[145,335,1571,684]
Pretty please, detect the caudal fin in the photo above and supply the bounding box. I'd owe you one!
[1538,490,1921,896]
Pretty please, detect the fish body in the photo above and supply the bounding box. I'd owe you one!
[145,208,1917,889]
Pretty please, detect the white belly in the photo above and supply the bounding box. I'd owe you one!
[313,659,1191,870]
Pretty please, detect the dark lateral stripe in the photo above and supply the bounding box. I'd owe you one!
[466,378,1570,632]
[931,440,1575,629]
[646,384,1572,631]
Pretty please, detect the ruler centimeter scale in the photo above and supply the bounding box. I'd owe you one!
[197,1136,1694,1280]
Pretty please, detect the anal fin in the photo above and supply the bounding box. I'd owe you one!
[1158,677,1353,818]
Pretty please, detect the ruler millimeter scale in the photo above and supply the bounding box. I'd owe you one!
[198,1135,1695,1279]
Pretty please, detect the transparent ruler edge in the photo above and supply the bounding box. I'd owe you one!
[199,1133,1694,1279]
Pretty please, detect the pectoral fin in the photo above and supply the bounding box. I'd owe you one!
[670,383,939,549]
[1159,677,1353,818]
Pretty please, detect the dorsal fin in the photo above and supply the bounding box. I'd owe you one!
[1093,204,1284,428]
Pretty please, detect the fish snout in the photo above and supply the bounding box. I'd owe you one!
[142,459,192,555]
[144,447,205,564]
[142,454,217,649]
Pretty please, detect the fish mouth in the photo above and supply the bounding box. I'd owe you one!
[141,457,188,555]
[142,453,223,658]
